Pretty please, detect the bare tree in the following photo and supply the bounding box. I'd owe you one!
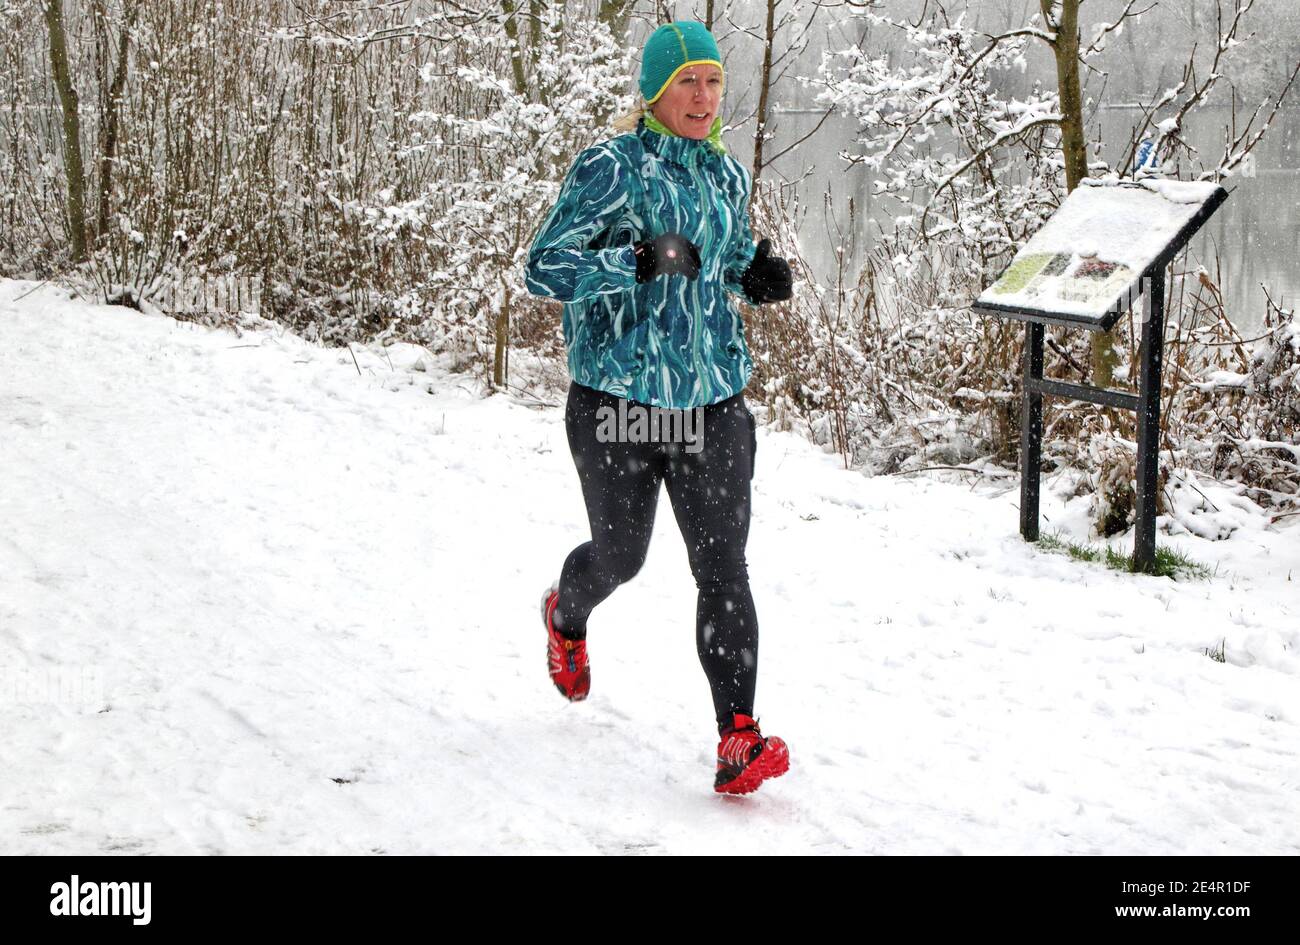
[731,0,827,198]
[1041,0,1088,192]
[92,0,138,247]
[43,0,88,263]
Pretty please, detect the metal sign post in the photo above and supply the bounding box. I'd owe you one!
[973,179,1228,574]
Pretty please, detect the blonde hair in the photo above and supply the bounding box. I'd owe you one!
[611,98,649,134]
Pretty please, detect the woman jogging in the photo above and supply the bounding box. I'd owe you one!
[524,20,794,795]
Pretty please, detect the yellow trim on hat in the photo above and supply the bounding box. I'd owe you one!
[645,58,725,105]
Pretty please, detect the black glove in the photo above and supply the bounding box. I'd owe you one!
[633,232,702,284]
[740,238,794,304]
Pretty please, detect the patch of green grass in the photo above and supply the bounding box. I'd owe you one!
[1204,638,1227,663]
[1105,546,1130,571]
[1036,531,1101,563]
[1033,530,1212,581]
[1150,545,1214,580]
[1035,532,1075,555]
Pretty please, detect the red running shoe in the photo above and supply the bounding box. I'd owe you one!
[542,581,590,702]
[714,713,789,795]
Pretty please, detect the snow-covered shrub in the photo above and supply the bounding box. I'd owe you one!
[799,6,1065,466]
[1175,284,1299,514]
[401,10,635,386]
[813,8,1063,311]
[777,0,1297,528]
[0,0,634,372]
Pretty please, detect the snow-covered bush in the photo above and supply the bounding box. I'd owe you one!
[397,10,635,386]
[765,1,1298,530]
[1,2,632,366]
[788,5,1064,466]
[1177,284,1299,515]
[813,9,1064,306]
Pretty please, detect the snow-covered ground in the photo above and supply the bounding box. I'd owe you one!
[2,278,1297,855]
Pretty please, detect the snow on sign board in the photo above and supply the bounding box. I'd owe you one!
[975,177,1227,328]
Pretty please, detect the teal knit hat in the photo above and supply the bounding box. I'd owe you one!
[639,21,723,105]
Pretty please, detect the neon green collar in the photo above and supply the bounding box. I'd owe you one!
[642,110,727,156]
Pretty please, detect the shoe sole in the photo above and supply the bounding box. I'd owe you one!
[540,580,560,626]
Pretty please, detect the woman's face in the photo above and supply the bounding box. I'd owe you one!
[650,64,724,139]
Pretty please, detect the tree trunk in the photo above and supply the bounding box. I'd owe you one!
[44,0,89,263]
[597,0,634,38]
[1045,1,1115,386]
[501,1,529,100]
[750,0,778,199]
[95,0,138,246]
[594,0,636,129]
[499,0,548,390]
[494,285,510,388]
[529,0,547,108]
[1047,0,1088,192]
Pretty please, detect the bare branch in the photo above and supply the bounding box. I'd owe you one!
[764,104,836,166]
[962,27,1058,85]
[1152,0,1257,169]
[1201,57,1300,181]
[919,114,1062,240]
[1081,0,1155,59]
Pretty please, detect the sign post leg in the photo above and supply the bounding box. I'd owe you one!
[1134,271,1166,573]
[1020,321,1044,541]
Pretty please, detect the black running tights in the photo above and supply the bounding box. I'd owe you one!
[552,381,759,731]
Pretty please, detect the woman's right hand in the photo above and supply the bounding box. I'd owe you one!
[633,233,702,284]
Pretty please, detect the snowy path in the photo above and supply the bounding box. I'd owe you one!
[2,280,1298,855]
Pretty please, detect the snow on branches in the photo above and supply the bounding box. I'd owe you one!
[388,9,635,384]
[811,7,1064,306]
[1118,0,1299,182]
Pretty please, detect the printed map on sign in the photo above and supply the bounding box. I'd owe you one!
[975,178,1227,325]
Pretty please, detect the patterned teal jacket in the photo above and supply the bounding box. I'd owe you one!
[524,116,759,409]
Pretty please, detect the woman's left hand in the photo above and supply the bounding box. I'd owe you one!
[740,239,794,304]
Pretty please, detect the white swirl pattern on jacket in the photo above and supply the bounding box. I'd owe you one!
[525,117,759,409]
